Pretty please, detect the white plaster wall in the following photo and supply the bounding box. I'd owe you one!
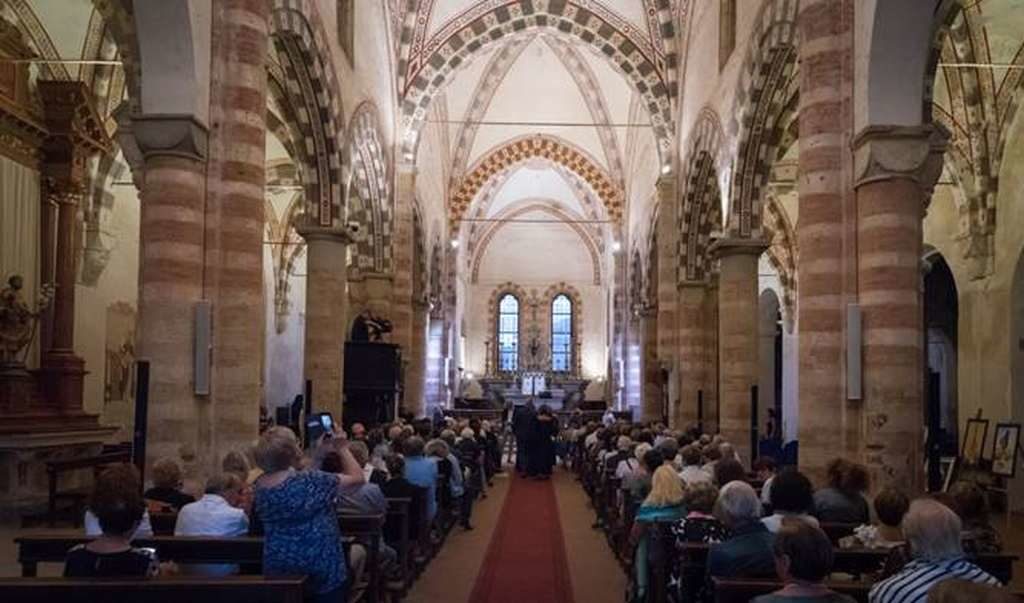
[262,249,307,411]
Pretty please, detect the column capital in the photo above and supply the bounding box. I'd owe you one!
[296,223,357,246]
[708,237,768,259]
[129,113,210,162]
[852,124,949,195]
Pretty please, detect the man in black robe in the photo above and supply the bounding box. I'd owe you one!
[511,400,536,476]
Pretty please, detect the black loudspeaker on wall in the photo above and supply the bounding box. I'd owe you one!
[132,360,151,487]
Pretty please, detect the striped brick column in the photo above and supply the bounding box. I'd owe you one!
[853,125,946,492]
[703,277,721,434]
[656,175,680,426]
[797,0,854,485]
[298,225,353,416]
[204,0,269,463]
[405,302,429,418]
[676,281,707,429]
[640,309,661,422]
[710,238,766,463]
[392,164,416,415]
[133,117,208,466]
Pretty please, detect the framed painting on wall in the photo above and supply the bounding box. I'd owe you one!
[991,423,1020,478]
[961,418,989,467]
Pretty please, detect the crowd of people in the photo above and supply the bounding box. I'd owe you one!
[570,419,1014,603]
[67,414,506,602]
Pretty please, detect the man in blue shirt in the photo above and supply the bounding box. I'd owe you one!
[403,436,438,522]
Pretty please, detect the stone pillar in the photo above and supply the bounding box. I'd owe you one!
[36,80,111,413]
[203,0,269,461]
[796,0,855,485]
[640,308,661,422]
[656,175,680,426]
[298,226,353,416]
[392,164,416,413]
[424,315,445,412]
[853,125,946,492]
[132,115,209,465]
[405,301,429,418]
[710,238,766,462]
[676,281,707,428]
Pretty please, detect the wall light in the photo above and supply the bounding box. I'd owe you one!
[450,239,460,249]
[611,241,622,253]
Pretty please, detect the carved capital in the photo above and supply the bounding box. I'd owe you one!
[295,222,357,246]
[707,236,769,259]
[129,113,209,162]
[853,124,950,197]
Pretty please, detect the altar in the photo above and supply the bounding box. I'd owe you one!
[478,373,589,411]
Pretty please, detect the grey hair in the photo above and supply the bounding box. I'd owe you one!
[714,481,762,527]
[634,442,652,462]
[617,435,632,451]
[425,439,449,457]
[903,498,963,562]
[205,473,244,496]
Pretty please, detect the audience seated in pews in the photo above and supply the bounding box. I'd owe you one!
[85,464,154,538]
[630,465,686,601]
[701,444,723,475]
[253,426,364,603]
[403,436,439,523]
[679,444,713,488]
[673,481,727,545]
[174,473,250,576]
[709,481,777,580]
[714,457,747,487]
[813,458,871,524]
[949,481,1003,555]
[840,486,909,551]
[762,469,820,533]
[752,519,856,603]
[144,457,196,511]
[615,439,642,481]
[607,436,634,476]
[66,463,159,578]
[381,453,428,541]
[656,437,680,472]
[221,450,251,483]
[440,430,473,530]
[754,456,778,508]
[347,440,387,486]
[630,448,665,501]
[927,579,1018,603]
[869,498,1001,603]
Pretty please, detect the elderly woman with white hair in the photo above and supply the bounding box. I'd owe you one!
[707,481,776,579]
[869,499,1001,603]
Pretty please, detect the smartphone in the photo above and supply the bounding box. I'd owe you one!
[318,412,334,432]
[306,420,327,444]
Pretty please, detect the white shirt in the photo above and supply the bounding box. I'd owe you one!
[85,509,153,539]
[760,475,775,506]
[761,512,819,533]
[174,494,250,576]
[615,457,640,481]
[679,465,713,487]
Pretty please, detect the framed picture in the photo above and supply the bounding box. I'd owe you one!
[991,423,1020,478]
[962,418,989,467]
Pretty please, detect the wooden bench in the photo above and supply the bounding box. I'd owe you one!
[712,578,870,603]
[44,451,131,527]
[820,522,860,544]
[0,575,305,603]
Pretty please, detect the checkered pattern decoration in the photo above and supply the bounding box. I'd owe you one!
[271,0,344,227]
[450,134,624,230]
[728,0,798,238]
[347,102,393,274]
[678,108,726,283]
[398,0,674,163]
[91,0,142,115]
[762,194,797,331]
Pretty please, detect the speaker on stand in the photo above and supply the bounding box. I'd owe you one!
[132,360,150,488]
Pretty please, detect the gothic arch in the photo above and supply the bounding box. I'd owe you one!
[451,134,623,229]
[270,0,344,227]
[399,2,674,164]
[762,194,797,330]
[470,202,603,286]
[729,0,799,237]
[347,102,393,274]
[678,108,727,283]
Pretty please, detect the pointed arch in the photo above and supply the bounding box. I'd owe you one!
[679,108,727,283]
[347,102,393,274]
[762,194,797,330]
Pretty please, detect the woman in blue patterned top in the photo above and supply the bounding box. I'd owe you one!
[253,426,365,603]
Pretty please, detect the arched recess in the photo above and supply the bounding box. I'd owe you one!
[678,108,726,283]
[728,0,799,237]
[470,202,602,286]
[451,134,623,229]
[758,288,783,444]
[399,2,674,164]
[270,0,344,227]
[487,283,529,374]
[541,283,583,376]
[923,247,960,461]
[762,194,797,331]
[265,159,306,334]
[347,102,393,274]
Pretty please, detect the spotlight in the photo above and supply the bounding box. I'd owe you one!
[611,241,622,253]
[450,239,460,249]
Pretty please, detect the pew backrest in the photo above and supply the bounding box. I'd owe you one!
[0,575,305,603]
[711,578,870,603]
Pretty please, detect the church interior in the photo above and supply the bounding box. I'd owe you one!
[1,0,1024,601]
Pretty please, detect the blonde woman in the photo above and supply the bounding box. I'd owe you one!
[629,465,686,601]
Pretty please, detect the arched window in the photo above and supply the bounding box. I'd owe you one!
[551,294,572,372]
[497,294,519,371]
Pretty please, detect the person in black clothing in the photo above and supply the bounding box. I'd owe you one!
[143,457,195,511]
[65,464,159,577]
[380,454,428,546]
[511,401,536,476]
[527,405,558,479]
[457,427,483,526]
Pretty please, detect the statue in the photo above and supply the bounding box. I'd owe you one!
[0,275,54,369]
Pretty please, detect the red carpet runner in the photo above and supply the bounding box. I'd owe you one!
[468,474,575,603]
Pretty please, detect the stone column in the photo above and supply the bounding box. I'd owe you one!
[853,125,946,492]
[132,115,209,465]
[298,225,353,416]
[710,238,766,462]
[676,281,707,428]
[655,175,680,426]
[796,0,855,486]
[640,308,661,422]
[405,300,429,418]
[392,164,416,413]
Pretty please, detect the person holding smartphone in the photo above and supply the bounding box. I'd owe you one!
[253,426,364,603]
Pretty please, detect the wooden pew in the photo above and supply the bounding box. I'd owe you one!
[819,522,859,544]
[712,578,870,603]
[384,497,413,594]
[0,575,306,603]
[339,513,385,603]
[16,535,263,577]
[44,451,131,526]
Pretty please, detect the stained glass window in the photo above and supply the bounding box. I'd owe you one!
[498,294,519,371]
[552,294,572,372]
